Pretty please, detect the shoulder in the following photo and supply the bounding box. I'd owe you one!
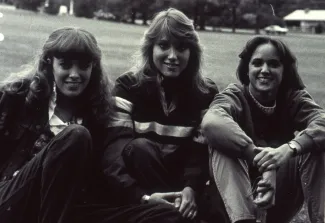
[204,77,219,95]
[115,71,139,88]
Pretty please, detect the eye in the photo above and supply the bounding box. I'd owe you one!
[176,43,189,52]
[158,41,170,50]
[78,61,92,70]
[251,59,263,67]
[59,60,72,69]
[268,59,282,68]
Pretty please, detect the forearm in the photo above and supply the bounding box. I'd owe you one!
[202,109,253,159]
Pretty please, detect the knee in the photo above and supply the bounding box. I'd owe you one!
[123,138,153,157]
[49,124,92,155]
[61,124,92,145]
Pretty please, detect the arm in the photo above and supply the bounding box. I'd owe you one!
[252,89,325,172]
[289,89,325,153]
[101,73,146,204]
[202,85,256,162]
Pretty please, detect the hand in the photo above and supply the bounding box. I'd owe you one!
[175,187,197,220]
[253,144,293,172]
[149,192,182,206]
[254,170,276,209]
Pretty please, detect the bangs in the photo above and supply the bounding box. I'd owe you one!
[47,29,99,61]
[153,17,196,44]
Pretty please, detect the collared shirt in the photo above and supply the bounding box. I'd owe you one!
[48,87,82,135]
[157,75,178,116]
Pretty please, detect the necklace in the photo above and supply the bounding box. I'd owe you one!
[248,89,276,115]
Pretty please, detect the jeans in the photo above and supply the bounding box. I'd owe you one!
[0,124,92,223]
[210,149,325,223]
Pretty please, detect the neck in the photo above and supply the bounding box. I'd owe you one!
[55,93,80,122]
[248,85,276,106]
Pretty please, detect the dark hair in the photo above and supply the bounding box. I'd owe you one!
[2,27,113,125]
[133,8,212,95]
[237,36,304,94]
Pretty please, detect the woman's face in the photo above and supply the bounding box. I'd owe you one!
[152,36,190,78]
[248,43,283,97]
[52,57,92,98]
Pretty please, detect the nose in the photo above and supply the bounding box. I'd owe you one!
[167,46,177,61]
[261,63,269,73]
[69,65,81,79]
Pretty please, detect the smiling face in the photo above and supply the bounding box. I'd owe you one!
[52,57,92,98]
[248,43,283,101]
[152,36,190,78]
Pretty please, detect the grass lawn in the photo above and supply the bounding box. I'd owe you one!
[1,5,324,222]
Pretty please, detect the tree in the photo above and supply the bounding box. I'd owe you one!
[73,0,96,18]
[14,0,44,11]
[123,0,157,25]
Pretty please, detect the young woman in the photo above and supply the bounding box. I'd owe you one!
[102,8,218,222]
[0,27,114,223]
[202,36,325,223]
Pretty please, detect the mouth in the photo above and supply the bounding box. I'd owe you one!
[164,62,179,69]
[65,82,82,88]
[257,76,273,83]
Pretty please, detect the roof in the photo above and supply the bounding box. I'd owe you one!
[284,10,325,21]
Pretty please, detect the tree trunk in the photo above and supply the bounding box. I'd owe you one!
[231,5,236,33]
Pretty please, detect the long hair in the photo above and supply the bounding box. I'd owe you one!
[133,8,212,95]
[236,36,305,95]
[1,27,114,125]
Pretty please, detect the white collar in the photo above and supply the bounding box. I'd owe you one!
[48,86,82,135]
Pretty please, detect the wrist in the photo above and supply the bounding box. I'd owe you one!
[140,194,150,204]
[287,141,301,157]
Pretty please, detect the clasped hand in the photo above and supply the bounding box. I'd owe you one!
[253,144,293,172]
[148,187,197,220]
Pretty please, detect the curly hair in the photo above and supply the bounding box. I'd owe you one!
[236,36,305,95]
[132,8,213,95]
[1,27,114,126]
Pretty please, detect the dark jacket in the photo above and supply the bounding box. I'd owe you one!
[0,81,109,182]
[102,71,219,205]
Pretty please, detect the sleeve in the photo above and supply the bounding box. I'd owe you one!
[182,83,219,193]
[202,84,253,158]
[101,73,146,204]
[289,89,325,153]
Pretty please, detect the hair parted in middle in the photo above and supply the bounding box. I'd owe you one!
[133,8,212,95]
[2,27,113,124]
[236,36,305,95]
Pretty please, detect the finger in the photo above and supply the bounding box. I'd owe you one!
[174,197,181,209]
[179,199,190,217]
[191,210,198,220]
[264,164,277,171]
[162,192,182,199]
[254,147,263,154]
[257,154,272,168]
[254,191,274,208]
[253,150,266,166]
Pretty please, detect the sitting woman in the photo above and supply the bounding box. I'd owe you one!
[102,8,218,222]
[202,36,325,223]
[0,27,114,222]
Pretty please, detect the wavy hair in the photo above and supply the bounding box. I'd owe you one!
[1,27,114,125]
[132,8,212,95]
[237,36,305,95]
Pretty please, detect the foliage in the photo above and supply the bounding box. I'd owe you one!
[73,0,96,18]
[13,0,45,11]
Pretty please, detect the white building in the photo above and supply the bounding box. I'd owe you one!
[284,9,325,33]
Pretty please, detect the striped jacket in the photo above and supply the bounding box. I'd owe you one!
[102,71,218,205]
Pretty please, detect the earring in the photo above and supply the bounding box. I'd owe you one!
[46,58,51,64]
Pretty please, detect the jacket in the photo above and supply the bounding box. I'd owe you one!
[203,83,325,158]
[102,71,219,205]
[0,81,109,182]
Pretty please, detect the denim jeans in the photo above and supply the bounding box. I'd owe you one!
[0,124,92,223]
[210,149,325,223]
